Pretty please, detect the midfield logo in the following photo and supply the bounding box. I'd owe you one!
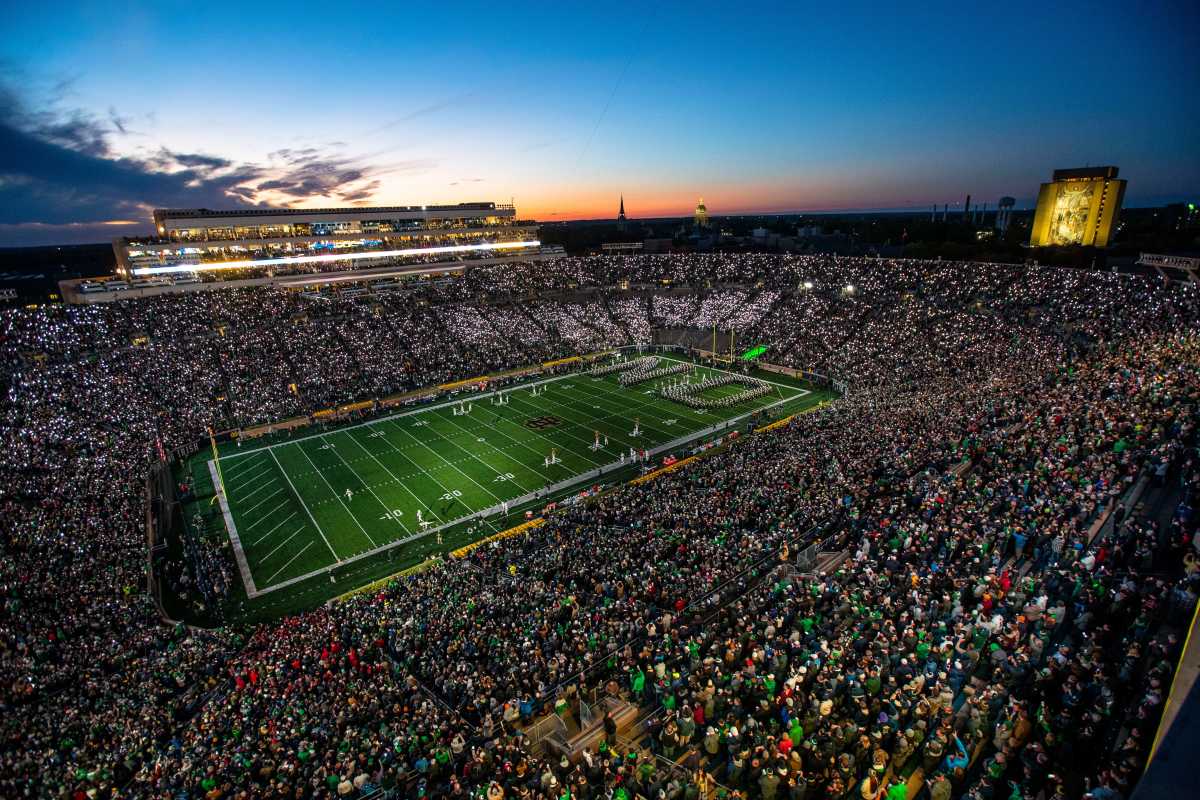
[525,415,563,430]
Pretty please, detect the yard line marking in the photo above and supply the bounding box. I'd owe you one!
[445,405,564,473]
[448,399,606,484]
[232,465,276,497]
[505,383,642,456]
[260,525,307,563]
[265,541,316,584]
[242,487,286,516]
[237,475,280,504]
[292,441,378,549]
[496,390,612,463]
[231,461,274,490]
[270,447,340,562]
[352,430,462,512]
[437,411,536,495]
[581,364,770,431]
[246,498,290,528]
[342,429,445,525]
[386,418,508,506]
[320,431,409,536]
[567,379,685,440]
[216,349,808,464]
[248,511,299,547]
[222,453,268,478]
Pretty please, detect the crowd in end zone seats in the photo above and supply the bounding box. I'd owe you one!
[0,255,1198,800]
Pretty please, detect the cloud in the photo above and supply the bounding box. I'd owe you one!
[108,106,130,135]
[338,179,382,203]
[0,76,422,244]
[268,147,322,165]
[0,119,265,226]
[169,151,234,170]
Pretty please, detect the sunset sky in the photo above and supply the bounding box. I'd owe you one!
[1,0,1197,245]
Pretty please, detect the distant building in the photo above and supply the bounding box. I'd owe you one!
[996,197,1016,235]
[601,241,642,253]
[694,197,709,228]
[1029,167,1126,247]
[617,195,627,231]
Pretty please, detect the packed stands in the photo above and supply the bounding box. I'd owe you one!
[0,255,1197,800]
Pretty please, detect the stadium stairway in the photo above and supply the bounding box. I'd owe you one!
[478,299,530,353]
[524,695,641,764]
[598,293,634,343]
[514,301,557,343]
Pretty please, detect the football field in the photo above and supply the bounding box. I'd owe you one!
[205,355,812,597]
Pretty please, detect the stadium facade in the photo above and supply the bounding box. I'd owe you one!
[112,202,540,276]
[63,202,557,302]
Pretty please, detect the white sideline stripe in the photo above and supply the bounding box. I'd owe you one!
[242,487,286,516]
[248,511,299,547]
[209,459,257,597]
[265,541,316,584]
[260,526,306,563]
[269,446,341,562]
[246,498,290,528]
[236,474,279,503]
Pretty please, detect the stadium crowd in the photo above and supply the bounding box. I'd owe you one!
[0,255,1198,800]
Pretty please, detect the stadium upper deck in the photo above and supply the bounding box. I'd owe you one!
[111,201,541,278]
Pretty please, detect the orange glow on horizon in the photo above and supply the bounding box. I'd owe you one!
[226,172,955,225]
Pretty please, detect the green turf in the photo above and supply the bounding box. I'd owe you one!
[175,354,833,618]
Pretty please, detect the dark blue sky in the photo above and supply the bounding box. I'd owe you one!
[1,0,1197,245]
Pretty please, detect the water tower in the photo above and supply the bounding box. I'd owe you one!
[996,197,1016,235]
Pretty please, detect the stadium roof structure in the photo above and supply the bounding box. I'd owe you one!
[151,202,513,224]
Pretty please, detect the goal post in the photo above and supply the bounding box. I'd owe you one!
[207,426,228,505]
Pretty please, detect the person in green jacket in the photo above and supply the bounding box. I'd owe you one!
[631,666,646,699]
